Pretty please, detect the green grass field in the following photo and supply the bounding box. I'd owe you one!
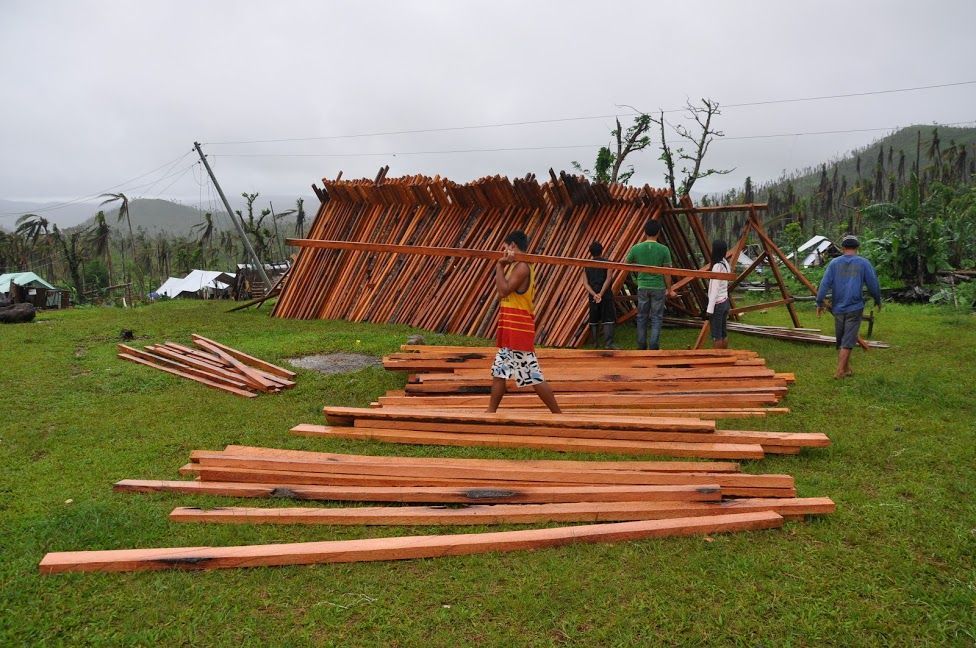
[1,300,974,646]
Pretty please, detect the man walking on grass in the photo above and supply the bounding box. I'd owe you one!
[816,234,882,379]
[486,230,562,414]
[625,219,675,350]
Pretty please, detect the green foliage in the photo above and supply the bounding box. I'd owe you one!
[861,175,955,284]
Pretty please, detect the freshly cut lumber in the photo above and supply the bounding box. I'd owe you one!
[286,238,738,281]
[291,424,765,460]
[376,388,789,408]
[322,406,715,433]
[39,511,783,573]
[217,445,742,473]
[345,421,826,449]
[117,352,257,398]
[192,338,278,392]
[169,497,833,525]
[114,479,723,503]
[191,334,296,379]
[186,451,790,488]
[118,344,252,390]
[396,345,757,357]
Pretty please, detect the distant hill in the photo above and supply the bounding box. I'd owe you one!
[76,199,220,237]
[755,124,976,199]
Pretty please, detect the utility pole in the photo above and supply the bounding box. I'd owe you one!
[193,142,271,287]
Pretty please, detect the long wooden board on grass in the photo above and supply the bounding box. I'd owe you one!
[39,511,783,573]
[169,497,834,525]
[322,406,715,433]
[114,480,731,503]
[291,424,765,460]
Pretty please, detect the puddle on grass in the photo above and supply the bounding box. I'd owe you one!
[286,353,381,375]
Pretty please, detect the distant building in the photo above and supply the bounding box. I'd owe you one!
[0,272,70,308]
[787,235,840,268]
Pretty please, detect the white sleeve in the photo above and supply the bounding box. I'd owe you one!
[706,264,720,314]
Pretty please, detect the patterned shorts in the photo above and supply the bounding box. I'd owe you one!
[491,348,545,387]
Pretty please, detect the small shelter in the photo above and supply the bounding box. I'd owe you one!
[0,272,69,308]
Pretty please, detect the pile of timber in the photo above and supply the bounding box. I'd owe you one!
[273,172,680,347]
[41,445,833,573]
[379,345,793,420]
[289,345,827,460]
[117,334,296,397]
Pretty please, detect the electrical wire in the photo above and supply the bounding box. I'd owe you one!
[202,80,976,146]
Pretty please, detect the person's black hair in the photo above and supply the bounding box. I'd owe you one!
[504,230,529,251]
[710,239,729,267]
[644,219,661,237]
[589,241,604,257]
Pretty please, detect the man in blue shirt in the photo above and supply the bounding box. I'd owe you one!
[816,234,882,379]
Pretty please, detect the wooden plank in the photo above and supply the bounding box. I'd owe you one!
[39,511,784,573]
[117,353,257,398]
[348,421,826,448]
[115,479,727,503]
[285,238,738,281]
[292,424,765,459]
[322,407,715,433]
[169,497,834,525]
[191,334,296,379]
[192,338,279,392]
[218,445,742,473]
[188,452,788,488]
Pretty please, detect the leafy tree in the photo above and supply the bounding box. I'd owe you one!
[85,211,114,286]
[862,174,952,285]
[52,225,85,303]
[572,114,652,185]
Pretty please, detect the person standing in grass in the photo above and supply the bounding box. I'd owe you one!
[582,241,618,349]
[706,239,731,349]
[816,234,882,379]
[625,219,675,350]
[486,230,562,414]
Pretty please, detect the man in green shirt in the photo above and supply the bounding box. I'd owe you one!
[625,219,674,350]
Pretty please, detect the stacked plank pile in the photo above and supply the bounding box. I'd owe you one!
[41,445,833,573]
[117,334,296,397]
[286,345,826,460]
[273,172,674,347]
[377,345,793,420]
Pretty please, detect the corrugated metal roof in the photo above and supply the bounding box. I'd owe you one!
[0,272,56,293]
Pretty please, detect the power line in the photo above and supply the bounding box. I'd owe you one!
[206,120,976,159]
[203,80,976,146]
[0,150,194,216]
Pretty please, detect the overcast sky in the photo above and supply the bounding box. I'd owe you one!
[1,0,974,212]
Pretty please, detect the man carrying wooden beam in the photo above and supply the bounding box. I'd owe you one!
[816,234,882,379]
[487,231,562,414]
[626,219,676,350]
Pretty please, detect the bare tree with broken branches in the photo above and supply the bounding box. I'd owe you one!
[651,98,732,202]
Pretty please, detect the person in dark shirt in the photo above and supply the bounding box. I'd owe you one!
[581,241,617,349]
[816,234,882,379]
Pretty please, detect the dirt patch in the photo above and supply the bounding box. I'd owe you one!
[287,353,381,375]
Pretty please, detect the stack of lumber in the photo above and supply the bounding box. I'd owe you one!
[117,334,296,397]
[273,172,677,347]
[40,446,832,573]
[378,345,793,420]
[295,407,828,460]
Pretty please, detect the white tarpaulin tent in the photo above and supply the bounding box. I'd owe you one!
[155,270,235,299]
[788,235,838,268]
